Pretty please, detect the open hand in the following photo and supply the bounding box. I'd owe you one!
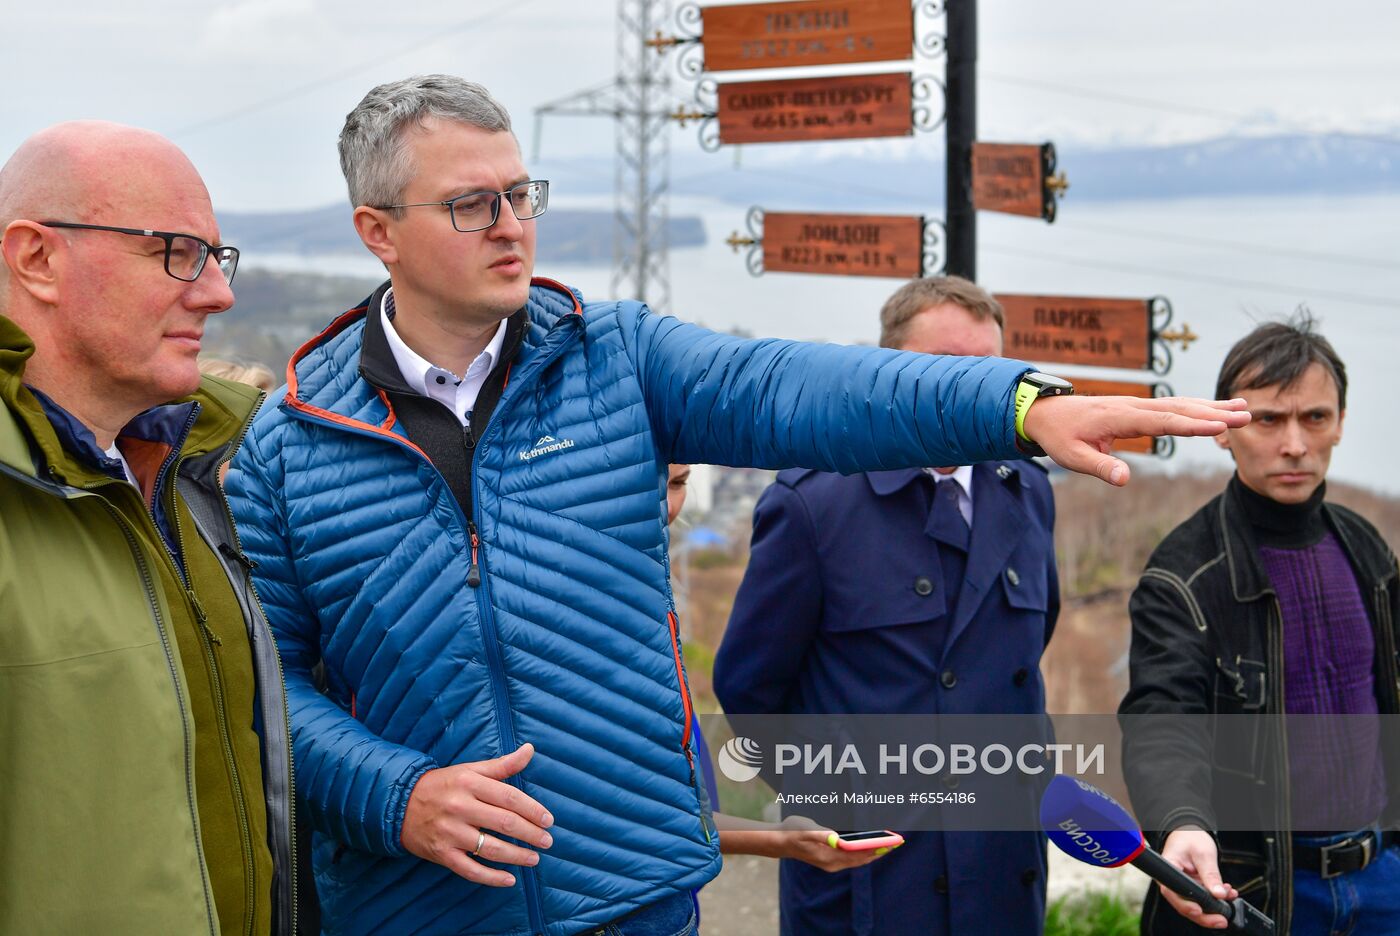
[1023,395,1250,486]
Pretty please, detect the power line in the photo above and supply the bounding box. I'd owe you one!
[170,0,541,140]
[982,242,1400,310]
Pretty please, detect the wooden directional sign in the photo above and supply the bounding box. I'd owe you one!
[1072,379,1166,455]
[763,212,923,278]
[701,0,914,72]
[717,72,912,145]
[996,295,1153,370]
[973,143,1057,221]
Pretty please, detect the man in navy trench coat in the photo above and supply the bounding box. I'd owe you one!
[714,276,1060,936]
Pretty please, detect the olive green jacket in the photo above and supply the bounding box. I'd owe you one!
[0,318,296,935]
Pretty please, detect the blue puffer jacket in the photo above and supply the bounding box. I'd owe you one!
[227,279,1032,936]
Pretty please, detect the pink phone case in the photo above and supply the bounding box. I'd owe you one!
[832,830,905,851]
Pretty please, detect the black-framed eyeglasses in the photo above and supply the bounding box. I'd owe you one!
[39,221,240,285]
[374,179,549,233]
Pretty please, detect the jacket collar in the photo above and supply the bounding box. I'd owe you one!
[359,280,529,398]
[1222,478,1283,602]
[1219,474,1395,602]
[866,467,926,497]
[0,314,256,488]
[286,276,582,420]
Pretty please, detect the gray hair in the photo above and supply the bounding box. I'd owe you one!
[339,74,513,212]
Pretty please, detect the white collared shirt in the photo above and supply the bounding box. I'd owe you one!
[104,442,139,488]
[381,287,508,427]
[925,464,974,527]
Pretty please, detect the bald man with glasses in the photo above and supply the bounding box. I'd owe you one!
[0,121,295,936]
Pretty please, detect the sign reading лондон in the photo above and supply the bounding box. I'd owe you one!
[763,212,923,278]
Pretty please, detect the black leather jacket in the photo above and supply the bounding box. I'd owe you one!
[1119,479,1400,935]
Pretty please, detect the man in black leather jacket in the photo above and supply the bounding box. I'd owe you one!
[1120,315,1400,934]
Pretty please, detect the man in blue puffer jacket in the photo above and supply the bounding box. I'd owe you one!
[226,75,1249,936]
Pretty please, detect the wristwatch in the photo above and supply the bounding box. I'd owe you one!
[1014,372,1075,444]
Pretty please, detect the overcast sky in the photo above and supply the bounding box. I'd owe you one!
[3,0,1397,211]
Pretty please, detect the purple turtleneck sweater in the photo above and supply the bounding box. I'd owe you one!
[1235,476,1387,832]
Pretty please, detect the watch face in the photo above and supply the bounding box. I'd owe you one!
[1027,372,1075,393]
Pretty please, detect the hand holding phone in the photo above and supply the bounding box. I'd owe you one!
[828,830,905,852]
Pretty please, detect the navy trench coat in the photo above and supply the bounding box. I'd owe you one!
[715,461,1060,936]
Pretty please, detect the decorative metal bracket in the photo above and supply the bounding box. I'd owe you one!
[1041,143,1067,223]
[912,74,948,133]
[1152,381,1177,457]
[1148,297,1180,376]
[727,207,765,277]
[914,0,948,59]
[921,218,947,277]
[649,2,705,80]
[683,78,720,151]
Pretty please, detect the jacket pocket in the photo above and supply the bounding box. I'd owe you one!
[1002,563,1049,613]
[1218,847,1270,905]
[666,611,696,771]
[1212,656,1266,779]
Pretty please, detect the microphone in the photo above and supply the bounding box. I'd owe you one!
[1039,776,1274,935]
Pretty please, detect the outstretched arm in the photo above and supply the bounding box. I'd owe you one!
[623,307,1248,485]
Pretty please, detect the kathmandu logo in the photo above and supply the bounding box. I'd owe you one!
[718,737,764,783]
[518,435,576,462]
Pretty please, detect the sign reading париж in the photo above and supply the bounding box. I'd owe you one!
[996,295,1153,371]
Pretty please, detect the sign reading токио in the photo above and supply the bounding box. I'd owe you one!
[763,212,924,278]
[717,72,913,145]
[995,295,1154,371]
[701,0,914,72]
[972,143,1055,220]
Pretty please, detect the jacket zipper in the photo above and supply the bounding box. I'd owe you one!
[668,611,711,845]
[667,612,696,781]
[1267,597,1292,933]
[1375,584,1400,707]
[465,325,582,935]
[214,393,299,936]
[288,318,583,935]
[168,452,258,936]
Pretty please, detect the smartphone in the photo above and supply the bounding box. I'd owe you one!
[833,830,904,851]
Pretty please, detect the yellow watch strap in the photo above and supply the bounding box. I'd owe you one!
[1014,379,1039,443]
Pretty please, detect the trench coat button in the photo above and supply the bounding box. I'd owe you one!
[1013,667,1029,687]
[1006,567,1021,587]
[942,773,960,790]
[940,669,957,689]
[1021,868,1039,886]
[435,375,447,385]
[934,875,949,894]
[914,576,934,597]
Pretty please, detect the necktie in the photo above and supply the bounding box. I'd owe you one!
[931,478,970,648]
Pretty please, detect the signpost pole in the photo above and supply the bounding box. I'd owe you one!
[945,0,977,279]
